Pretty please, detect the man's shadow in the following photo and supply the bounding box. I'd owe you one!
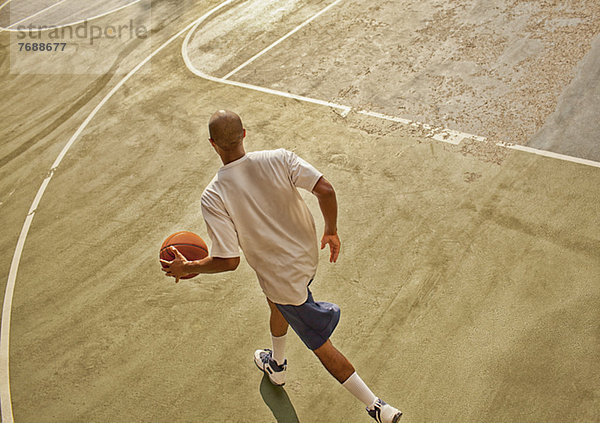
[259,373,300,423]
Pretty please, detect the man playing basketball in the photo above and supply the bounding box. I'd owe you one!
[161,110,402,422]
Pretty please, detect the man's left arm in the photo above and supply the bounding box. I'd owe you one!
[161,190,241,283]
[161,248,239,283]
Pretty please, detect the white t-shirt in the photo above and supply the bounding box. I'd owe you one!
[200,149,323,305]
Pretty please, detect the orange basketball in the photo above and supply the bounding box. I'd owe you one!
[160,231,209,279]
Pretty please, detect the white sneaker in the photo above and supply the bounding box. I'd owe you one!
[367,398,402,423]
[254,349,287,386]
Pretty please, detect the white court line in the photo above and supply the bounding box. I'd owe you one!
[188,65,352,116]
[357,110,412,125]
[0,1,237,421]
[359,112,600,166]
[357,110,487,145]
[183,3,492,147]
[183,0,502,147]
[497,143,600,168]
[185,10,600,166]
[0,0,68,32]
[0,0,142,32]
[222,0,344,80]
[182,4,351,116]
[0,0,12,13]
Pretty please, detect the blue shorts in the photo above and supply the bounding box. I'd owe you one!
[275,287,340,350]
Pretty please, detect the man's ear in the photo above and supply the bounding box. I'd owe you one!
[243,129,246,139]
[208,138,219,153]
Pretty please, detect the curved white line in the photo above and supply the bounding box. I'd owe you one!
[0,0,68,32]
[0,0,142,32]
[0,1,237,421]
[182,1,600,167]
[0,0,12,13]
[181,1,351,116]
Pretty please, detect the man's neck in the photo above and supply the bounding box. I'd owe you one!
[220,148,246,165]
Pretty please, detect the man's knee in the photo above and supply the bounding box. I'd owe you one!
[266,297,278,311]
[267,298,283,317]
[313,339,335,358]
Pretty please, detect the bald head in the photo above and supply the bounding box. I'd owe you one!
[208,110,245,151]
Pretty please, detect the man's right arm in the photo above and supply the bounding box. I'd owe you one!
[312,176,341,263]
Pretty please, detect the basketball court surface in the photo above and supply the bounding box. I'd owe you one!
[0,0,599,421]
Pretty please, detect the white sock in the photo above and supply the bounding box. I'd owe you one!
[271,334,286,365]
[342,372,378,408]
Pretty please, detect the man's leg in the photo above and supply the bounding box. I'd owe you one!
[313,339,355,383]
[314,340,377,405]
[267,298,288,336]
[267,298,288,365]
[254,298,290,386]
[314,340,402,422]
